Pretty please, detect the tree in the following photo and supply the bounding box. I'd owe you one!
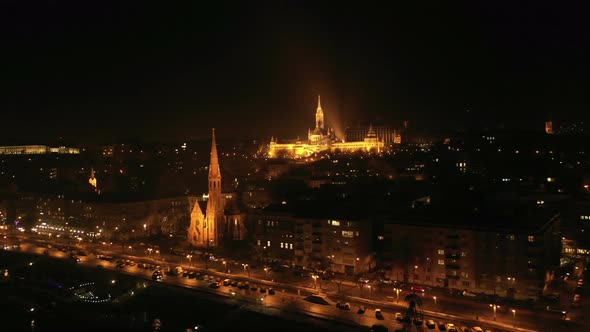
[404,293,423,325]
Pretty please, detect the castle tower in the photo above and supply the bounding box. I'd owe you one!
[545,121,553,135]
[315,95,324,130]
[88,167,98,192]
[205,128,224,247]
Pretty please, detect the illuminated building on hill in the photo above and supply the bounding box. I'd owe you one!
[0,145,79,155]
[268,95,385,158]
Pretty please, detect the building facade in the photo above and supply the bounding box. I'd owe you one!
[382,212,561,299]
[248,209,372,274]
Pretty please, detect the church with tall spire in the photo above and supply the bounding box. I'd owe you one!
[269,95,384,158]
[188,128,247,248]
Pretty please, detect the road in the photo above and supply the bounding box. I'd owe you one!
[3,234,581,332]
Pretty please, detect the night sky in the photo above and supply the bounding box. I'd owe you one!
[1,2,588,143]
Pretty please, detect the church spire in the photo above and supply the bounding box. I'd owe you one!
[315,94,324,130]
[209,128,221,180]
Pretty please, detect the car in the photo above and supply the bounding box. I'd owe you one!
[459,326,470,332]
[268,289,276,295]
[374,308,384,320]
[578,278,585,286]
[413,319,423,326]
[209,282,220,289]
[471,327,484,332]
[152,271,163,281]
[437,322,447,331]
[183,271,189,277]
[230,280,238,287]
[223,279,231,286]
[116,262,125,268]
[96,264,104,268]
[411,285,425,293]
[445,323,457,332]
[546,306,567,315]
[250,286,258,291]
[138,263,145,268]
[394,312,404,321]
[426,320,436,329]
[260,288,267,293]
[357,306,366,314]
[462,290,477,297]
[188,272,196,279]
[337,302,350,310]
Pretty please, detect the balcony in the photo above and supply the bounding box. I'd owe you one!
[445,264,460,270]
[445,254,461,259]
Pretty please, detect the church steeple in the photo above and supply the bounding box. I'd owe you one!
[209,128,221,182]
[315,94,324,130]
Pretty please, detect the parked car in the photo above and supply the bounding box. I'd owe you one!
[425,320,436,329]
[394,312,404,321]
[357,306,366,314]
[374,308,384,320]
[268,289,276,295]
[437,322,447,331]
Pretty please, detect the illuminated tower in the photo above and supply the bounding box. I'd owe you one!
[545,121,553,135]
[205,128,224,247]
[88,168,98,192]
[315,95,324,130]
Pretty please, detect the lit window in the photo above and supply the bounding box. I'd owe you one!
[528,236,534,242]
[342,231,354,238]
[257,240,261,246]
[438,249,444,255]
[330,220,340,226]
[267,241,270,247]
[289,243,293,250]
[280,242,284,248]
[377,235,384,240]
[438,260,445,265]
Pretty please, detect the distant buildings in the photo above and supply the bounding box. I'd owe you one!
[0,145,79,155]
[268,96,386,158]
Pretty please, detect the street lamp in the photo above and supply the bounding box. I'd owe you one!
[394,288,400,302]
[312,274,318,289]
[511,309,516,326]
[243,264,250,277]
[433,296,437,305]
[490,304,500,321]
[264,267,269,279]
[222,261,227,273]
[186,254,192,267]
[147,248,153,257]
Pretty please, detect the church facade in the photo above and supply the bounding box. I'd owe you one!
[187,129,246,248]
[268,95,385,158]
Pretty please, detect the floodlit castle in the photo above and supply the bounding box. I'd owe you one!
[268,95,384,158]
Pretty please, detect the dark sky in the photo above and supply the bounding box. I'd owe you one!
[1,1,589,143]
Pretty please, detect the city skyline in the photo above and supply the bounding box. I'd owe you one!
[2,2,589,143]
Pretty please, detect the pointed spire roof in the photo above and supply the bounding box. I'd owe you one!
[367,123,377,138]
[209,128,221,179]
[317,94,322,110]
